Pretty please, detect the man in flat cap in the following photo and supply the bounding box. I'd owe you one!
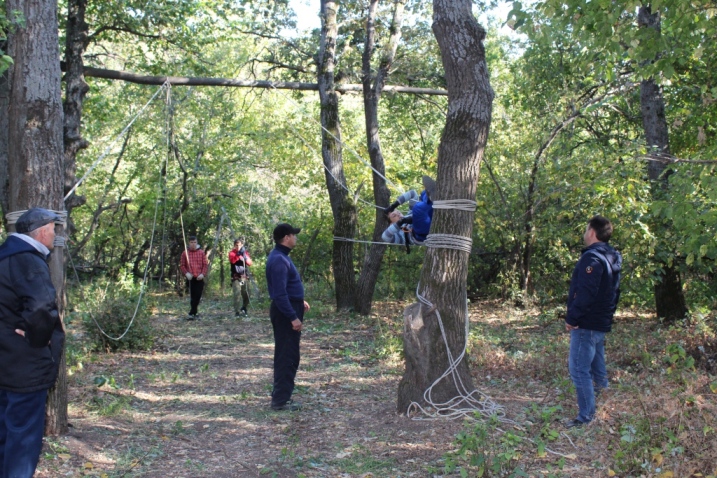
[265,223,310,411]
[0,207,65,477]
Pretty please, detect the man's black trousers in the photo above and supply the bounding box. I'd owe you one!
[188,278,205,315]
[270,300,304,406]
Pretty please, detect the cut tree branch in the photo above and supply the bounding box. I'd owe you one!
[66,63,448,96]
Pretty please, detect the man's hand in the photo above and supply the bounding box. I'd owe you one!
[291,318,303,332]
[565,323,579,332]
[185,272,193,280]
[197,274,204,281]
[303,301,310,312]
[15,329,25,337]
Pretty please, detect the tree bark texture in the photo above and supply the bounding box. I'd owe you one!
[397,0,493,412]
[638,5,688,322]
[318,0,358,310]
[0,68,8,221]
[63,0,90,217]
[354,0,405,315]
[6,0,68,435]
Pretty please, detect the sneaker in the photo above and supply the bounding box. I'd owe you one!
[186,314,196,321]
[565,419,586,429]
[241,309,248,317]
[271,399,301,411]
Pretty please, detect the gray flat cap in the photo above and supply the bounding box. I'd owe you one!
[15,208,61,233]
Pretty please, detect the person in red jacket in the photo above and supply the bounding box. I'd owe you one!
[180,236,208,320]
[229,238,253,318]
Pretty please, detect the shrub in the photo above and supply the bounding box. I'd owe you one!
[78,273,156,352]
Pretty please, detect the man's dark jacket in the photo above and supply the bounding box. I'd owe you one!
[265,244,304,321]
[566,242,622,332]
[0,235,64,393]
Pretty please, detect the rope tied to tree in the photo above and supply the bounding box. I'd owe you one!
[407,197,518,423]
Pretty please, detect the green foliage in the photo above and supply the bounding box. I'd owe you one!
[444,417,530,478]
[77,272,156,352]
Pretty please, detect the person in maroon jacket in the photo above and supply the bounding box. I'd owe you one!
[229,238,253,318]
[180,236,208,320]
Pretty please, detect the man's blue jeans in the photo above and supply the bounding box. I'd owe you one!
[568,329,608,423]
[0,389,48,478]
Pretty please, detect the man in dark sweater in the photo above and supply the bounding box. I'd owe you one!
[0,208,65,477]
[565,215,622,428]
[266,223,310,411]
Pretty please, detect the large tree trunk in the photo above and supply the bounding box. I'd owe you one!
[354,0,405,315]
[0,67,8,220]
[63,0,90,220]
[638,5,688,323]
[397,0,493,412]
[6,0,68,435]
[317,0,357,310]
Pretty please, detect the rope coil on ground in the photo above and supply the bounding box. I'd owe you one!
[407,284,515,423]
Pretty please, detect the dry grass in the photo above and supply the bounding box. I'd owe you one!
[35,294,717,477]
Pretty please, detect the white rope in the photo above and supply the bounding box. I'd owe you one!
[432,199,477,211]
[424,233,472,254]
[406,196,515,422]
[64,82,169,202]
[5,209,67,227]
[332,236,414,246]
[66,85,169,342]
[407,283,515,423]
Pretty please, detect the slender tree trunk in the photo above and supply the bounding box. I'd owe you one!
[397,0,493,412]
[6,0,68,435]
[63,0,90,221]
[354,0,406,315]
[317,0,357,310]
[638,5,688,323]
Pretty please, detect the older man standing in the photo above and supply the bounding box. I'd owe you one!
[565,215,622,428]
[0,208,65,477]
[266,223,310,411]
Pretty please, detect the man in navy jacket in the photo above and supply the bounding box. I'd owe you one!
[266,223,310,411]
[565,215,622,428]
[0,208,65,477]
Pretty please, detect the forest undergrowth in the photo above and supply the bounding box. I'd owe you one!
[34,291,717,477]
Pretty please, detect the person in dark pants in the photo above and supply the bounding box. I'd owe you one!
[266,223,310,411]
[180,236,208,320]
[564,215,622,428]
[0,208,65,478]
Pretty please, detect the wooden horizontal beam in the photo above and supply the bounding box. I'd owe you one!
[77,65,448,96]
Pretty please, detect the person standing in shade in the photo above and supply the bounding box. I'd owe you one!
[0,208,65,478]
[180,236,208,320]
[565,215,622,428]
[266,223,310,411]
[229,238,253,318]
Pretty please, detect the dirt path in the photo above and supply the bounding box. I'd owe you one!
[36,298,466,477]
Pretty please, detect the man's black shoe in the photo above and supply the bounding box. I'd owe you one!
[271,400,301,411]
[565,419,586,429]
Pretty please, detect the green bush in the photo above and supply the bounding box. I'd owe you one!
[78,273,156,352]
